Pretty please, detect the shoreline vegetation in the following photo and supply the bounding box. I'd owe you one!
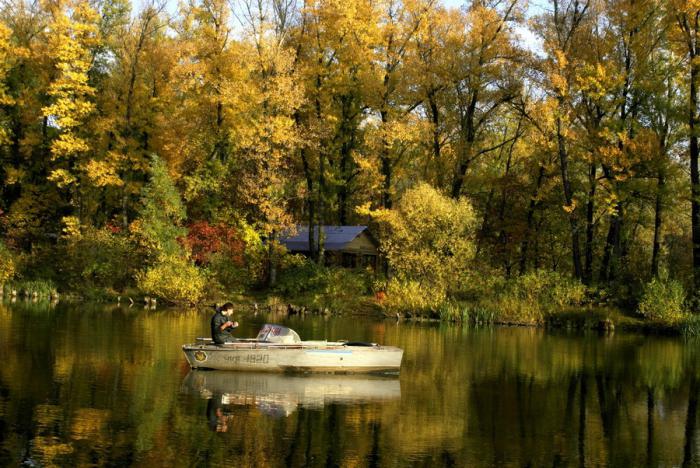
[2,1,700,338]
[3,269,700,337]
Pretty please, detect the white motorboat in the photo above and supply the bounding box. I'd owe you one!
[182,324,403,374]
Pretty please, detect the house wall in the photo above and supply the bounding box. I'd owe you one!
[341,232,378,255]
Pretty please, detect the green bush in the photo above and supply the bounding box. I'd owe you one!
[314,268,367,311]
[637,271,687,322]
[274,255,368,311]
[274,255,327,297]
[57,227,137,291]
[360,183,476,302]
[475,270,587,325]
[0,240,16,285]
[5,279,56,297]
[680,314,700,337]
[207,251,249,294]
[136,255,206,304]
[437,301,466,322]
[384,278,446,314]
[506,270,587,308]
[455,267,506,301]
[131,154,187,262]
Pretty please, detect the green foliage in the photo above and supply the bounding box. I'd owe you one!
[0,240,16,284]
[136,255,206,304]
[680,314,700,337]
[56,227,136,291]
[274,255,368,311]
[207,251,249,294]
[238,220,267,286]
[274,254,327,297]
[437,301,466,322]
[637,271,687,322]
[131,154,187,261]
[313,268,367,312]
[5,279,57,297]
[438,302,497,324]
[505,270,587,309]
[131,155,206,304]
[384,279,446,314]
[477,270,587,325]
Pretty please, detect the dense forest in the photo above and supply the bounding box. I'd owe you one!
[0,0,699,326]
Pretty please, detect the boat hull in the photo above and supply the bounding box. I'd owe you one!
[182,342,403,373]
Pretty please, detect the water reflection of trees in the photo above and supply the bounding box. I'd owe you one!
[0,306,699,466]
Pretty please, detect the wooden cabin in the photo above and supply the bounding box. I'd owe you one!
[279,226,379,269]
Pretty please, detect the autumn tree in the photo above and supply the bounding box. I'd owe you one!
[449,0,524,200]
[531,0,592,280]
[670,0,700,306]
[41,0,100,227]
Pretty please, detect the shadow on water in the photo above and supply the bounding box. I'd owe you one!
[0,300,700,466]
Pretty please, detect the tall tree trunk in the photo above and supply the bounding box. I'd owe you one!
[557,114,583,279]
[519,165,546,274]
[337,94,357,225]
[451,89,478,199]
[497,123,519,275]
[690,54,700,304]
[599,167,623,283]
[476,188,495,256]
[380,109,392,209]
[295,113,316,261]
[427,89,443,188]
[584,162,597,284]
[651,170,665,277]
[317,151,326,265]
[268,231,278,287]
[315,86,326,264]
[302,147,316,262]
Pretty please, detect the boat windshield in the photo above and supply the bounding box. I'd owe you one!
[256,324,301,344]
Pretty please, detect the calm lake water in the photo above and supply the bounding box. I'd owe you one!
[1,301,699,467]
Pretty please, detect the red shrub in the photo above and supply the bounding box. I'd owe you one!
[183,221,245,266]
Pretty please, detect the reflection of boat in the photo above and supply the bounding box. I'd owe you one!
[182,370,402,416]
[182,324,403,373]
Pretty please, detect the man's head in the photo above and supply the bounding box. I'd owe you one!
[220,302,234,316]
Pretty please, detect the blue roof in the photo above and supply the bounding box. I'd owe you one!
[279,226,371,251]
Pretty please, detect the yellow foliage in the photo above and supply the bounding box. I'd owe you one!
[61,216,82,239]
[3,166,25,185]
[562,199,577,213]
[136,255,206,304]
[361,183,476,311]
[84,158,124,187]
[0,242,15,284]
[47,168,77,187]
[42,0,99,172]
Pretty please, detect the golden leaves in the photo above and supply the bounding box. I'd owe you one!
[48,168,77,187]
[42,0,98,172]
[562,198,577,213]
[84,158,124,187]
[61,216,82,238]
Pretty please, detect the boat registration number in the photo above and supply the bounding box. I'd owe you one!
[224,354,270,364]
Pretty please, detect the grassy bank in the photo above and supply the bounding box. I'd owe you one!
[3,241,700,336]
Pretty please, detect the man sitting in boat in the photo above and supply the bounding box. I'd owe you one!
[211,302,239,344]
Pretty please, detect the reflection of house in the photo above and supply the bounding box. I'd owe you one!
[279,226,379,268]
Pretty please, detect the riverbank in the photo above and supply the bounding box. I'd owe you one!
[4,271,700,337]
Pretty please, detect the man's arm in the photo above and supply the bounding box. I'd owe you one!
[221,321,238,330]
